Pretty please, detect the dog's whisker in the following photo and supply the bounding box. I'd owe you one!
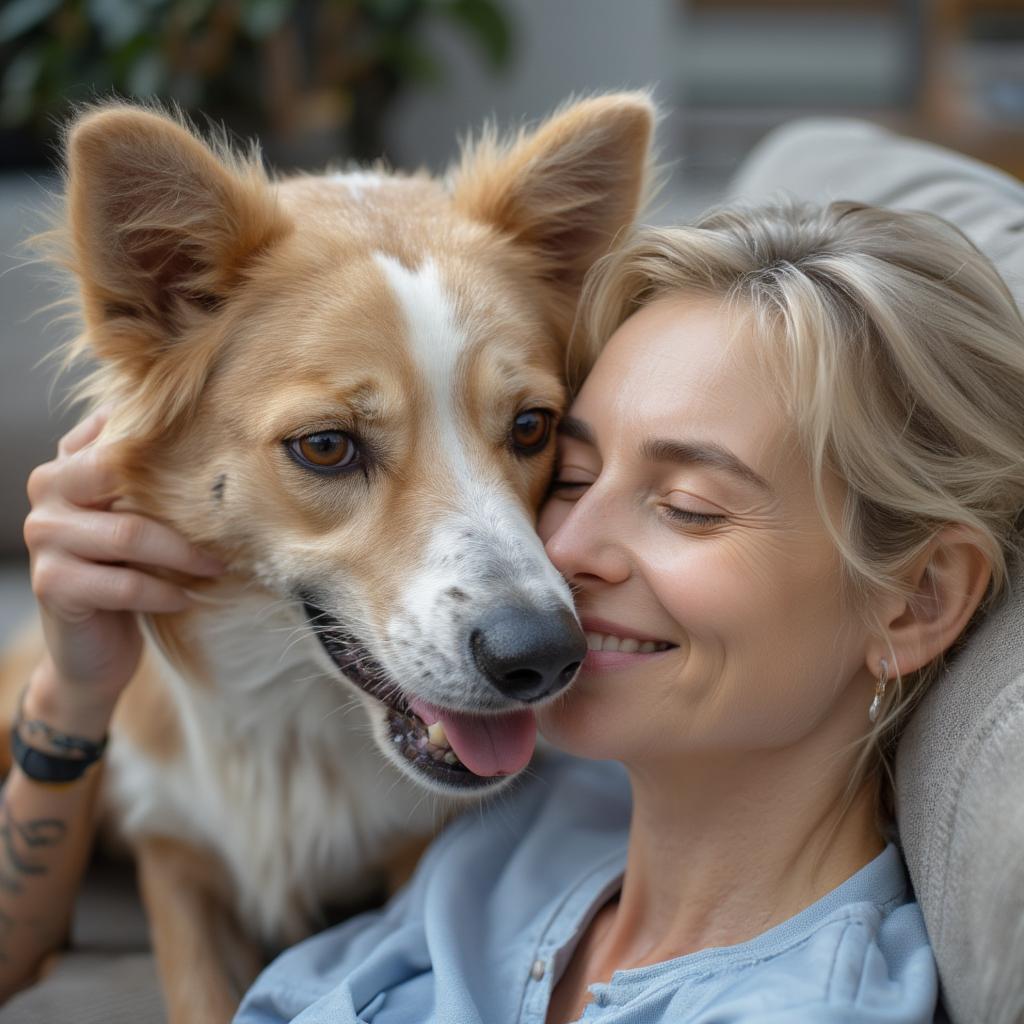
[277,635,313,661]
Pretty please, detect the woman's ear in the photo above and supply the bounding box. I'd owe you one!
[867,527,992,677]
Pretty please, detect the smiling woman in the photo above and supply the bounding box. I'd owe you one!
[232,198,1024,1024]
[562,201,1024,832]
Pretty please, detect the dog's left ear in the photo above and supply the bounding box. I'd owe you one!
[452,93,655,294]
[64,104,291,354]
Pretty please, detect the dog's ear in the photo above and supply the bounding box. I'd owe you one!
[64,105,291,351]
[452,93,655,293]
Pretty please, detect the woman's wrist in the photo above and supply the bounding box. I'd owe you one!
[20,660,117,745]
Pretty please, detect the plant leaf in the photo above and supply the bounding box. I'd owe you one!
[441,0,511,68]
[380,34,442,82]
[126,49,166,96]
[86,0,151,48]
[0,48,43,125]
[240,0,294,39]
[362,0,418,27]
[0,0,63,44]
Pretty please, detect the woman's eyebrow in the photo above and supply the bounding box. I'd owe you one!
[640,438,773,494]
[558,415,597,446]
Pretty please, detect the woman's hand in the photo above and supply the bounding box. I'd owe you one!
[21,407,225,737]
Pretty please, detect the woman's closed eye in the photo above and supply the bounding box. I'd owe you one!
[660,493,729,529]
[660,506,726,527]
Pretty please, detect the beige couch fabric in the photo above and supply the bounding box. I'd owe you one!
[732,119,1024,1024]
[0,954,163,1024]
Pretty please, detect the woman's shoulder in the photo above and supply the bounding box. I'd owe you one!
[645,844,938,1023]
[678,905,936,1022]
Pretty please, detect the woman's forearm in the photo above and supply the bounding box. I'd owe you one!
[0,664,112,1003]
[0,762,102,1000]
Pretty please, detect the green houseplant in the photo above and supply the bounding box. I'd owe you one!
[0,0,513,167]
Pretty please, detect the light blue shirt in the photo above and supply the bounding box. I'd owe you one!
[235,753,938,1023]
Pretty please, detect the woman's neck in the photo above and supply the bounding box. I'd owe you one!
[594,745,885,973]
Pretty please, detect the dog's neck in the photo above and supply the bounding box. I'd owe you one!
[143,581,344,721]
[120,583,443,944]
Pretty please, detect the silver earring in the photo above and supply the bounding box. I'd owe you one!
[868,658,889,724]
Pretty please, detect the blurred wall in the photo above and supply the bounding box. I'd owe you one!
[0,176,69,562]
[386,0,682,170]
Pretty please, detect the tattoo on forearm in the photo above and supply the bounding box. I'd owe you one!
[16,715,104,760]
[0,791,67,895]
[0,785,69,966]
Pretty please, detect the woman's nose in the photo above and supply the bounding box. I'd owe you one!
[543,490,631,586]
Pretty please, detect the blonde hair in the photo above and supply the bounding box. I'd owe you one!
[576,199,1024,825]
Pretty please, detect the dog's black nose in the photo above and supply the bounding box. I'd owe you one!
[470,607,587,703]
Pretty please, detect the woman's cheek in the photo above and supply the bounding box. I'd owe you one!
[641,542,753,635]
[651,524,825,634]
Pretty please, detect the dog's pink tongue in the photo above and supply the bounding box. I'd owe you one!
[409,698,536,777]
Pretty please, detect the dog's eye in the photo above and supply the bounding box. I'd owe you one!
[288,431,360,472]
[510,409,553,455]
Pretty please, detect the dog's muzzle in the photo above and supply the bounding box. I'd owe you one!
[301,594,586,790]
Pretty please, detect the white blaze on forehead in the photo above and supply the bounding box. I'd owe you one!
[373,252,571,607]
[327,171,385,201]
[373,253,466,417]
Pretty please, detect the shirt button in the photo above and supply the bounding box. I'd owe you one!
[530,958,546,981]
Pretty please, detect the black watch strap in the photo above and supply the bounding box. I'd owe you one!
[10,689,109,784]
[10,723,102,783]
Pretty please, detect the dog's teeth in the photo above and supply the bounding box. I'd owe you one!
[638,641,656,653]
[443,751,459,765]
[427,722,450,748]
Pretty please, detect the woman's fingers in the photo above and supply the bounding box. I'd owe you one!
[58,443,125,508]
[25,508,225,579]
[57,407,110,458]
[23,407,204,702]
[26,442,123,511]
[32,554,194,620]
[27,411,118,511]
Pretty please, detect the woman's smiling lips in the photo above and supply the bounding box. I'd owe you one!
[579,615,677,670]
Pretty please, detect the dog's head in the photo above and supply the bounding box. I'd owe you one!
[58,96,653,794]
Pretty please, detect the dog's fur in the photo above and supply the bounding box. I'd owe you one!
[0,95,653,1021]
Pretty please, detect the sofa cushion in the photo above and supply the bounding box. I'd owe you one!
[0,953,163,1024]
[899,566,1024,1024]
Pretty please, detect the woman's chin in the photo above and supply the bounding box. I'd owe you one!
[536,689,630,762]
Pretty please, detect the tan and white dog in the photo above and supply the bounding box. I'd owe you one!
[0,94,653,1021]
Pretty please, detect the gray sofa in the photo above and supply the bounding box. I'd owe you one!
[0,120,1022,1023]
